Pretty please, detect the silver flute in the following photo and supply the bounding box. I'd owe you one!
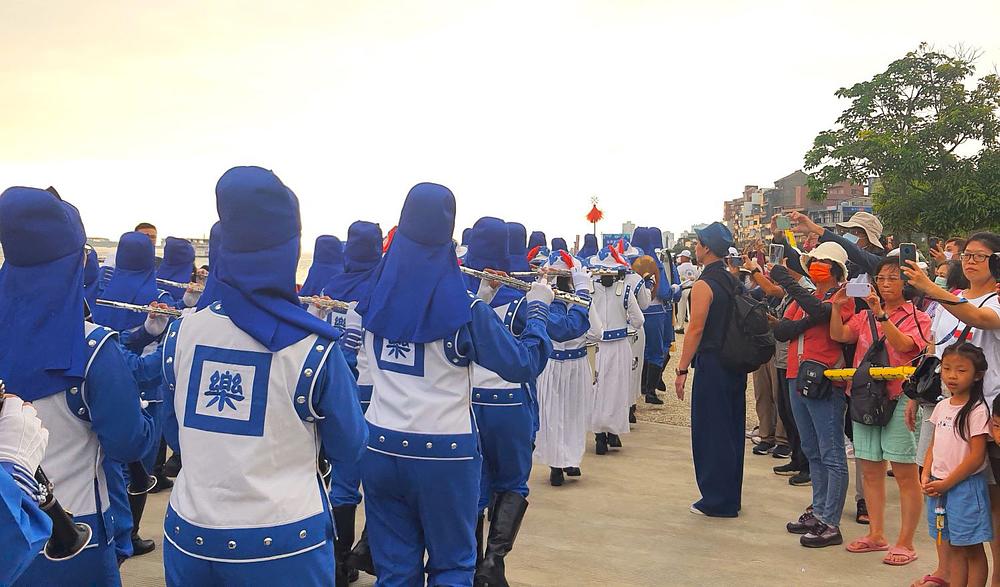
[460,267,591,308]
[94,299,183,317]
[156,278,205,293]
[299,296,351,312]
[510,267,635,278]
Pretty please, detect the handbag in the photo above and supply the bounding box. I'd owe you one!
[794,327,842,400]
[850,312,906,426]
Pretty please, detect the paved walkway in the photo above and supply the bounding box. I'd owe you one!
[121,419,936,586]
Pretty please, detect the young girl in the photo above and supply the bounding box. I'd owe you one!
[922,343,993,587]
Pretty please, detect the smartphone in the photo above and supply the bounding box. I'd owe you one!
[730,256,744,268]
[846,281,871,297]
[768,243,784,266]
[842,232,860,245]
[776,216,791,230]
[928,237,941,250]
[899,242,918,280]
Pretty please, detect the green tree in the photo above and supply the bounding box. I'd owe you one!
[804,43,1000,236]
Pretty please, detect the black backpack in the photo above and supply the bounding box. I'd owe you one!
[850,313,907,426]
[704,271,775,373]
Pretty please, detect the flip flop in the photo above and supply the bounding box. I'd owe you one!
[913,575,948,587]
[883,546,918,566]
[846,536,889,553]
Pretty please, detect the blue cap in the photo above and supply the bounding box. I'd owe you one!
[216,166,300,252]
[313,235,344,265]
[0,187,86,266]
[115,231,155,271]
[551,237,568,252]
[695,221,734,257]
[465,217,509,272]
[398,183,456,246]
[343,221,383,272]
[528,231,546,249]
[163,236,195,266]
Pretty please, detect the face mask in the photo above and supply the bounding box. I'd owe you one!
[842,233,860,245]
[943,251,954,260]
[808,262,833,284]
[934,276,948,287]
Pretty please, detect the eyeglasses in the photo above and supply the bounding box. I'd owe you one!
[874,276,901,283]
[960,252,995,263]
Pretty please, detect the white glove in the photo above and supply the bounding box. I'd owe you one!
[671,283,680,295]
[571,266,591,293]
[526,281,554,305]
[476,278,499,304]
[0,397,49,474]
[144,311,169,337]
[183,290,202,308]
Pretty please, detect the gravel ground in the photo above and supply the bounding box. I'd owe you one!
[633,333,760,429]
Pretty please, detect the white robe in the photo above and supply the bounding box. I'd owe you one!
[533,334,592,468]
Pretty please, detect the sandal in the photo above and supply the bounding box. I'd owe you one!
[883,546,918,566]
[855,499,870,525]
[911,575,948,587]
[846,536,889,553]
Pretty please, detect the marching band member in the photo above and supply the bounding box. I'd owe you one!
[528,230,546,251]
[157,237,197,300]
[506,221,531,274]
[533,251,593,486]
[630,227,680,404]
[648,225,682,368]
[160,167,366,586]
[674,249,700,333]
[588,247,645,454]
[318,220,383,586]
[356,185,553,587]
[578,233,599,260]
[0,394,52,585]
[0,186,155,586]
[551,237,568,254]
[300,235,344,297]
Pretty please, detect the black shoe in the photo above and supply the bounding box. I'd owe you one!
[629,405,637,424]
[771,445,791,459]
[563,467,581,477]
[773,462,798,476]
[162,453,182,478]
[752,441,775,456]
[131,536,155,556]
[148,474,173,493]
[674,328,684,334]
[656,379,666,391]
[856,499,869,525]
[644,393,664,405]
[346,528,376,576]
[800,523,843,548]
[475,492,528,587]
[332,505,357,587]
[789,472,811,486]
[786,510,820,535]
[595,433,608,455]
[549,467,564,487]
[606,433,622,448]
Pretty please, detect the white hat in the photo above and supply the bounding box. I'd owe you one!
[800,241,849,280]
[678,249,692,259]
[836,211,884,248]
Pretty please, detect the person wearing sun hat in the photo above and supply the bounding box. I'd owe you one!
[790,210,886,281]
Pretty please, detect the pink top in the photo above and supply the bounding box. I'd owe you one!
[844,303,931,399]
[928,399,991,480]
[783,296,854,379]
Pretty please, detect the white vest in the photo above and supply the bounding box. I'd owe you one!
[470,300,527,406]
[589,277,642,340]
[32,322,117,549]
[329,305,373,406]
[164,302,332,562]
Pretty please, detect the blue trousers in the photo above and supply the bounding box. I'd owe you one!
[642,312,667,367]
[164,537,335,586]
[140,402,163,472]
[14,528,120,587]
[472,402,534,511]
[790,382,848,527]
[103,458,133,561]
[690,352,746,517]
[329,401,368,508]
[361,449,481,586]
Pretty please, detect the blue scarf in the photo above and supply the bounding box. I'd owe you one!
[506,222,530,273]
[215,166,339,351]
[157,236,195,298]
[322,221,382,303]
[579,233,598,258]
[357,183,471,343]
[299,235,344,297]
[91,231,159,331]
[0,187,88,402]
[196,221,222,311]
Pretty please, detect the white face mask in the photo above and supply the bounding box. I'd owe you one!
[943,251,954,260]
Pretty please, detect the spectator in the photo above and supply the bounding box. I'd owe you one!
[770,241,853,547]
[134,222,161,268]
[675,249,700,333]
[830,256,930,567]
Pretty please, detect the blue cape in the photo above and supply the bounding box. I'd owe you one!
[506,222,530,273]
[300,235,344,297]
[357,182,471,343]
[157,236,195,298]
[91,231,158,331]
[323,221,382,303]
[579,233,599,258]
[214,166,340,351]
[196,222,222,310]
[0,187,88,401]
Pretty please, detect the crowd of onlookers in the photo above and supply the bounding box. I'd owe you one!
[674,210,1000,587]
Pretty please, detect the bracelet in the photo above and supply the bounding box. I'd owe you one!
[676,368,689,376]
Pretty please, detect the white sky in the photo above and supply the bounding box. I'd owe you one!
[1,0,998,249]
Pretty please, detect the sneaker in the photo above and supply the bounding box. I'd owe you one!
[745,426,759,439]
[786,510,820,534]
[789,472,811,486]
[752,441,775,455]
[689,504,706,516]
[772,445,792,459]
[800,523,843,548]
[773,462,798,476]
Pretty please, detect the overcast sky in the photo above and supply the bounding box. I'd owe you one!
[1,0,998,249]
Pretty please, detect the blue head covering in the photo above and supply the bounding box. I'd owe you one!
[0,187,88,401]
[213,166,339,351]
[528,231,546,249]
[551,237,568,252]
[196,221,222,311]
[647,227,664,253]
[323,221,382,303]
[506,222,530,273]
[157,236,195,298]
[357,182,471,343]
[91,231,158,331]
[461,228,472,245]
[300,235,344,297]
[579,233,599,258]
[465,217,521,307]
[83,246,100,309]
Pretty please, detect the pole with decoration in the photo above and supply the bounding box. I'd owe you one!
[586,195,603,237]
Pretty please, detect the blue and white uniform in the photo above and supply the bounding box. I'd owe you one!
[161,166,366,586]
[0,463,51,585]
[356,185,553,587]
[0,187,155,587]
[300,235,344,298]
[157,237,197,300]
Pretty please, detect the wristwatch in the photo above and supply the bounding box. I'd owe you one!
[676,368,689,376]
[875,312,889,322]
